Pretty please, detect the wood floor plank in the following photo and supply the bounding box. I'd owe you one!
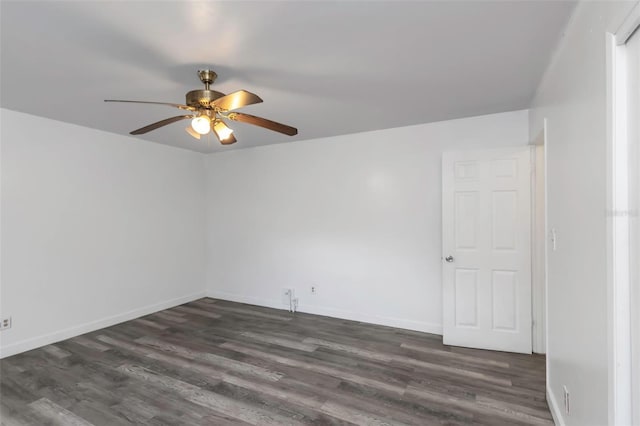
[171,305,223,320]
[405,386,553,425]
[0,298,551,425]
[70,336,110,352]
[305,337,512,387]
[151,311,188,323]
[118,364,305,426]
[135,336,284,381]
[132,318,168,330]
[220,373,326,409]
[193,302,292,322]
[29,397,95,426]
[400,343,510,368]
[241,332,318,352]
[41,345,71,359]
[220,342,408,396]
[319,400,408,426]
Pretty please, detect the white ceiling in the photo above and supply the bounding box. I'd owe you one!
[1,1,574,153]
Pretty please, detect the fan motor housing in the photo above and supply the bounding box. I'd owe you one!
[186,89,225,108]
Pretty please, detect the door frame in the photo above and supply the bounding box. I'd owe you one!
[530,122,547,355]
[606,5,640,423]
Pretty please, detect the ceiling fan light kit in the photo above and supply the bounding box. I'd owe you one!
[105,69,297,146]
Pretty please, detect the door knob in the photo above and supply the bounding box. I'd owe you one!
[445,256,454,263]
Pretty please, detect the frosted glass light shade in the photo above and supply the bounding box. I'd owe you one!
[191,116,211,135]
[214,120,234,140]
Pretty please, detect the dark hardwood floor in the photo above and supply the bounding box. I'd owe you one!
[0,298,552,425]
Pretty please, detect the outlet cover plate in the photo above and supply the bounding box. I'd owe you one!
[0,317,12,330]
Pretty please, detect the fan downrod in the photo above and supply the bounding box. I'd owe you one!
[198,69,218,89]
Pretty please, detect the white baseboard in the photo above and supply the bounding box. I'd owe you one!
[206,290,442,335]
[0,291,206,359]
[547,385,565,426]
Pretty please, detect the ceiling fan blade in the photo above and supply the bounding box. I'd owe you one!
[185,126,201,140]
[130,115,193,135]
[212,120,237,145]
[105,100,196,111]
[228,112,297,136]
[212,90,263,112]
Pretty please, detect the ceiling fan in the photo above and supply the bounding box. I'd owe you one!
[105,69,297,145]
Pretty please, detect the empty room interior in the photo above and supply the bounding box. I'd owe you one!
[1,1,639,425]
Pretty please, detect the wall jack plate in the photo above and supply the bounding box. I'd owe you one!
[0,317,12,331]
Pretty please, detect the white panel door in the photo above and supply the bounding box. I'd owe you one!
[442,148,532,353]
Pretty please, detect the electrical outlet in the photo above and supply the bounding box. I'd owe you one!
[563,385,570,415]
[311,285,317,295]
[0,317,12,331]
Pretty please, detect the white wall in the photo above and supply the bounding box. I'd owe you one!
[0,109,207,358]
[205,110,529,333]
[528,2,638,425]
